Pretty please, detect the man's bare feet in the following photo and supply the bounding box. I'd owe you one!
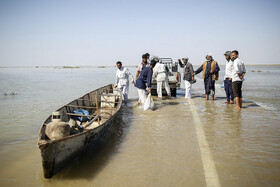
[206,94,209,100]
[211,95,214,101]
[230,100,234,104]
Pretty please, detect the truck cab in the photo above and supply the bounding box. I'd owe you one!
[151,58,181,97]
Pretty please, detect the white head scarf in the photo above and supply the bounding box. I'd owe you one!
[206,53,213,62]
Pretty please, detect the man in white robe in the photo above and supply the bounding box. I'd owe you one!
[153,60,171,98]
[115,61,134,104]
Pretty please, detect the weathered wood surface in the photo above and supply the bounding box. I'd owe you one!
[65,105,116,110]
[38,84,122,178]
[65,113,97,118]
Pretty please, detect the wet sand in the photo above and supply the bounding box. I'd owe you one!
[0,92,279,186]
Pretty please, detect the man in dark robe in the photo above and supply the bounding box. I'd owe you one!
[193,53,220,100]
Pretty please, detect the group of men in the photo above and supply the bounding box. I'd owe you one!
[115,50,246,109]
[223,50,246,109]
[115,53,170,107]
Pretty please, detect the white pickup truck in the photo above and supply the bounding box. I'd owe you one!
[151,58,181,97]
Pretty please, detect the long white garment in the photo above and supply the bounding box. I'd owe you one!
[116,67,134,87]
[224,60,234,80]
[137,88,147,108]
[153,63,170,97]
[184,80,192,99]
[119,85,129,102]
[232,58,246,82]
[157,78,171,97]
[116,67,134,102]
[153,63,167,82]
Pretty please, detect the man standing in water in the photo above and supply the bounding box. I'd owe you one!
[135,60,156,107]
[223,51,234,104]
[115,61,135,104]
[193,53,220,100]
[153,58,171,98]
[178,57,194,99]
[136,54,150,80]
[231,50,246,109]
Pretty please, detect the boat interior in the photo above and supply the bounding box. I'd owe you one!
[38,85,122,143]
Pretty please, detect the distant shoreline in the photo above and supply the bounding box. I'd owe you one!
[0,64,279,68]
[0,65,138,68]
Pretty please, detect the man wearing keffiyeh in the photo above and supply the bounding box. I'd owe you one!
[193,53,220,100]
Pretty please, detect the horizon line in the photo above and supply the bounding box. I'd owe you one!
[1,64,280,68]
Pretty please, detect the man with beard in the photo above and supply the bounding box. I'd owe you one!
[193,53,220,100]
[136,54,150,80]
[178,57,194,99]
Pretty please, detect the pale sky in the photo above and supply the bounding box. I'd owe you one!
[0,0,279,66]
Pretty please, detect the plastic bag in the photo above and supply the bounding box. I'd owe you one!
[143,93,154,111]
[72,109,90,122]
[221,82,224,88]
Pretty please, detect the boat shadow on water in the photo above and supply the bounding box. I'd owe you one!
[49,105,134,180]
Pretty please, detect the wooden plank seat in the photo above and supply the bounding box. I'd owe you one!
[65,105,115,110]
[76,99,120,104]
[65,112,111,119]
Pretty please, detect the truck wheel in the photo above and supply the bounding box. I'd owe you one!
[151,89,157,96]
[171,88,176,97]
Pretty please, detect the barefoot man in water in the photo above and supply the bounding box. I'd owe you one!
[223,51,234,104]
[193,53,220,100]
[231,50,246,109]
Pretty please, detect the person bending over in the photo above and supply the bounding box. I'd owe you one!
[135,60,157,107]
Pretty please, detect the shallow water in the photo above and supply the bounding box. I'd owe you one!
[0,66,279,186]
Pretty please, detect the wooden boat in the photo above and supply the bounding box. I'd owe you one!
[38,84,122,178]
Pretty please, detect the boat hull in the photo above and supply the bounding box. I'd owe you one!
[38,84,122,178]
[39,115,117,178]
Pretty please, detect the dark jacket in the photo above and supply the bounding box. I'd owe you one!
[135,67,153,89]
[179,61,194,81]
[195,60,220,80]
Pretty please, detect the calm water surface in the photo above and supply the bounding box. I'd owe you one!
[0,65,279,186]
